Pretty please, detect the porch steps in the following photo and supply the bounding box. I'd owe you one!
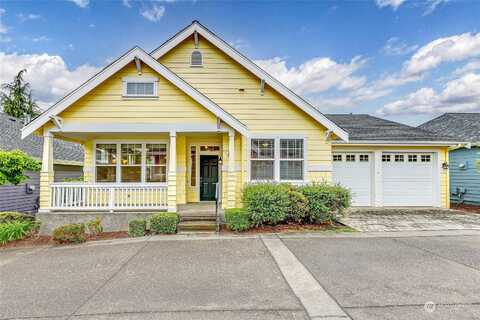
[178,221,217,232]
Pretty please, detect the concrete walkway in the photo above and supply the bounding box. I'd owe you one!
[1,231,480,320]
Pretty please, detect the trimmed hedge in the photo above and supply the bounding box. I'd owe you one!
[243,183,290,227]
[0,212,34,224]
[225,208,251,232]
[286,190,309,223]
[52,223,86,244]
[128,218,147,237]
[150,212,179,234]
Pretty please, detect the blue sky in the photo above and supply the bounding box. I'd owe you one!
[1,0,480,126]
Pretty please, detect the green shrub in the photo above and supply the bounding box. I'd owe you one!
[225,208,251,232]
[52,223,86,244]
[243,183,290,226]
[298,182,351,224]
[150,212,179,234]
[287,190,309,223]
[0,211,34,224]
[85,217,103,236]
[128,218,147,237]
[0,220,36,244]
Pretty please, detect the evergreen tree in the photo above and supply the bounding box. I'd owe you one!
[1,69,40,122]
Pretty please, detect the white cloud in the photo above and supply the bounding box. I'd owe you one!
[423,0,448,15]
[375,0,406,10]
[0,52,100,108]
[377,72,480,115]
[32,36,50,43]
[122,0,132,8]
[17,13,42,22]
[0,8,8,34]
[229,38,249,51]
[67,0,89,8]
[404,32,480,75]
[454,59,480,76]
[254,56,367,95]
[382,37,418,56]
[140,4,165,22]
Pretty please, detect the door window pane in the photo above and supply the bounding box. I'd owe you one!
[190,146,197,186]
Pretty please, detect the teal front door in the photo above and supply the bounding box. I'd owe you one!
[200,155,219,201]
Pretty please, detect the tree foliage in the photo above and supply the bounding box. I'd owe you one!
[1,69,40,122]
[0,150,41,185]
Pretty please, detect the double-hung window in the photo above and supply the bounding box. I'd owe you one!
[95,143,167,183]
[123,77,158,98]
[250,137,305,182]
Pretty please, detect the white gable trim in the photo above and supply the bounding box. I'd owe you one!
[22,47,249,139]
[151,21,349,142]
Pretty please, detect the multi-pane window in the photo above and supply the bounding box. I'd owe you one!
[191,50,203,66]
[190,146,197,187]
[126,82,154,96]
[359,154,369,162]
[395,154,404,162]
[333,154,342,162]
[408,154,418,162]
[421,155,431,162]
[382,154,391,162]
[96,144,117,182]
[251,139,275,180]
[121,144,142,182]
[146,144,167,182]
[280,139,304,180]
[95,143,167,183]
[346,154,356,162]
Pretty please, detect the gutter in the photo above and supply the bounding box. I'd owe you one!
[331,140,463,146]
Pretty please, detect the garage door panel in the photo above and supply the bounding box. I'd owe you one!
[332,154,372,206]
[382,153,435,206]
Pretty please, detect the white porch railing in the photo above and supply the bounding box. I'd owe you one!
[50,183,168,211]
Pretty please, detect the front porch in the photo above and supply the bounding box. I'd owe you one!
[39,126,245,216]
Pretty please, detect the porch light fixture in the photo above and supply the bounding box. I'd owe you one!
[218,157,223,165]
[442,162,449,169]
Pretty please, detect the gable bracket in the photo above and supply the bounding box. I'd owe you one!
[134,57,142,75]
[49,115,63,129]
[194,31,199,49]
[260,79,265,96]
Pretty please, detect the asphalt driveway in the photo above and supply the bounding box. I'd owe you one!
[1,232,480,320]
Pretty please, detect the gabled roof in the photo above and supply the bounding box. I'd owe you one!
[21,47,249,139]
[151,21,349,142]
[1,113,83,164]
[325,114,460,144]
[419,113,480,143]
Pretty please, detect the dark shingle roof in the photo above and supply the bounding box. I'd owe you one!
[418,113,480,143]
[0,113,83,163]
[325,114,459,142]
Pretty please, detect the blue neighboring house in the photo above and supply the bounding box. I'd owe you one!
[419,113,480,205]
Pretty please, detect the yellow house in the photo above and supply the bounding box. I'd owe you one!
[21,21,458,232]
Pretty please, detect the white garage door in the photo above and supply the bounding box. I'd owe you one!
[382,153,436,206]
[332,153,372,206]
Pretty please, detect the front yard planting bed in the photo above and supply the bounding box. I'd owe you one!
[221,221,356,234]
[451,203,480,214]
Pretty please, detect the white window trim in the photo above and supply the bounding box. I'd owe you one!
[190,50,203,67]
[93,140,168,184]
[247,135,307,183]
[122,76,158,98]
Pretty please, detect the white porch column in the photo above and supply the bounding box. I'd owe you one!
[227,130,236,208]
[39,130,54,212]
[168,131,177,212]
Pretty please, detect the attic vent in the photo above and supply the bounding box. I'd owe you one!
[191,50,202,67]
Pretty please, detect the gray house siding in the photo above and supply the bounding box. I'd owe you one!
[0,165,83,213]
[449,147,480,205]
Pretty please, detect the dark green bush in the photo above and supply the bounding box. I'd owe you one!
[0,211,34,224]
[242,183,290,226]
[85,217,103,236]
[0,220,36,244]
[298,182,351,223]
[52,223,86,244]
[150,212,179,234]
[225,208,251,232]
[286,190,309,223]
[128,218,147,237]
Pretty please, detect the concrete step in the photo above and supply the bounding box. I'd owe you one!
[181,215,216,222]
[178,221,217,232]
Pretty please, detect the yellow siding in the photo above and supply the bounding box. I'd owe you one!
[59,62,217,126]
[332,145,450,208]
[159,35,332,176]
